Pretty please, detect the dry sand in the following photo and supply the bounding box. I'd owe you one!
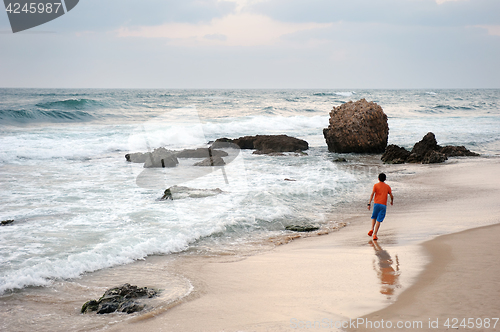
[108,158,500,332]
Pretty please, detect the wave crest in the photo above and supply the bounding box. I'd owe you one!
[35,98,102,110]
[0,109,94,124]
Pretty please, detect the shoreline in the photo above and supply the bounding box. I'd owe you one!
[106,157,500,332]
[347,223,500,332]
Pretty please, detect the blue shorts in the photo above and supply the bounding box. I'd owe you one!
[371,203,387,222]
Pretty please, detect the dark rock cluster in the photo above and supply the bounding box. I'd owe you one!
[382,132,479,164]
[211,135,309,155]
[323,99,389,153]
[81,284,158,315]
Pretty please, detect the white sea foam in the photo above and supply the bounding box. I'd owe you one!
[335,91,355,97]
[126,112,328,152]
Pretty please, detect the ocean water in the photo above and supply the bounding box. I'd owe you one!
[0,89,499,330]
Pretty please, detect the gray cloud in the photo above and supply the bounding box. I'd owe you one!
[32,0,237,31]
[245,0,500,27]
[1,0,499,88]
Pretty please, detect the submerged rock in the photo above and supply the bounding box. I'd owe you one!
[285,225,320,232]
[252,150,285,156]
[1,220,14,226]
[323,99,389,153]
[81,284,158,315]
[160,186,223,200]
[161,188,173,200]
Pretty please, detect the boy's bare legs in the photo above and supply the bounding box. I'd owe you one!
[368,218,377,236]
[373,220,381,239]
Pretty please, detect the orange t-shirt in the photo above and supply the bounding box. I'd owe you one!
[373,182,392,206]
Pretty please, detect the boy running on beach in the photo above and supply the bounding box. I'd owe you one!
[367,173,394,241]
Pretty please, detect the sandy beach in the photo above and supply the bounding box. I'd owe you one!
[104,157,500,332]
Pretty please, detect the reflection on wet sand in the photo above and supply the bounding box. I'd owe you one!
[371,241,400,297]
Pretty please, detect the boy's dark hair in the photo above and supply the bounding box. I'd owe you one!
[378,173,386,182]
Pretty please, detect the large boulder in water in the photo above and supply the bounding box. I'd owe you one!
[212,135,308,154]
[323,99,389,153]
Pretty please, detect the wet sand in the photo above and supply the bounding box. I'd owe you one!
[349,223,500,331]
[107,157,500,332]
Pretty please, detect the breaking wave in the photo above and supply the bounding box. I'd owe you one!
[0,109,95,124]
[35,98,103,110]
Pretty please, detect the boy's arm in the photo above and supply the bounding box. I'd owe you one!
[368,190,375,210]
[389,192,394,205]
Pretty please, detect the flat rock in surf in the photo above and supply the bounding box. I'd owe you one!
[126,148,228,162]
[211,135,308,155]
[161,186,223,200]
[143,148,179,168]
[125,148,229,168]
[125,148,179,168]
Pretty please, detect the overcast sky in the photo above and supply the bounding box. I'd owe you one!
[1,0,499,88]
